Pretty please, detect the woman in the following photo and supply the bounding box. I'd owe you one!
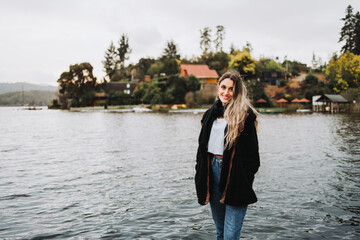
[195,71,260,240]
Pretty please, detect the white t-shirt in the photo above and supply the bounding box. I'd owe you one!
[208,118,227,155]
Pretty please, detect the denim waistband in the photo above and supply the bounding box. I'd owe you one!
[211,154,223,164]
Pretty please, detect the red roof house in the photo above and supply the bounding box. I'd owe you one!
[180,64,219,84]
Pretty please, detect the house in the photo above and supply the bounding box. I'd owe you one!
[260,71,283,85]
[106,82,137,95]
[314,94,349,113]
[180,64,219,85]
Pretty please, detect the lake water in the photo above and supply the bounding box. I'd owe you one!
[0,107,359,239]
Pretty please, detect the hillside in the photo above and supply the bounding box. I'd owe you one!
[264,72,326,98]
[0,82,57,95]
[0,90,57,106]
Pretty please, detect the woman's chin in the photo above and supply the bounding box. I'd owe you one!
[220,99,230,104]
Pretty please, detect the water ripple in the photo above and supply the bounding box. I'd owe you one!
[0,108,359,239]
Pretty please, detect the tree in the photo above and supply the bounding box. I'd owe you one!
[246,80,271,107]
[162,59,179,75]
[228,50,256,79]
[135,81,163,104]
[214,25,225,52]
[255,58,283,79]
[200,27,212,55]
[281,60,309,77]
[102,41,116,79]
[137,58,155,75]
[339,5,356,54]
[304,73,319,85]
[200,51,230,75]
[186,75,201,92]
[325,52,360,93]
[162,40,180,60]
[148,61,164,77]
[117,34,132,69]
[185,75,201,101]
[57,62,98,107]
[354,11,360,54]
[103,34,132,81]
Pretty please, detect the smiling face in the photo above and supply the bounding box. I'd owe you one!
[218,78,234,105]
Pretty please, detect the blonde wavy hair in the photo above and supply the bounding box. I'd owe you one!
[218,71,259,149]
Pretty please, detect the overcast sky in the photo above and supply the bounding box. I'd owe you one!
[1,0,360,86]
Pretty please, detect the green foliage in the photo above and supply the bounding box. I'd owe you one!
[162,40,180,60]
[339,5,360,54]
[278,79,286,87]
[134,75,198,105]
[214,25,225,52]
[325,52,360,93]
[107,91,134,105]
[186,75,201,92]
[162,59,179,75]
[148,61,165,77]
[255,58,284,79]
[341,87,360,102]
[102,41,116,79]
[117,34,132,69]
[102,34,132,79]
[228,50,256,79]
[303,83,332,100]
[282,60,309,76]
[137,58,155,76]
[141,82,163,104]
[304,73,319,85]
[165,76,187,103]
[57,62,98,107]
[354,12,360,54]
[245,81,272,107]
[110,69,128,82]
[75,90,96,107]
[201,52,229,75]
[200,27,212,54]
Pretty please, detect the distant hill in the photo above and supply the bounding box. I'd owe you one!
[0,82,58,95]
[0,90,57,106]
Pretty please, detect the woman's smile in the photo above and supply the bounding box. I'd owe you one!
[218,78,234,105]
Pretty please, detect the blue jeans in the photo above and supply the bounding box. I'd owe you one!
[210,155,248,240]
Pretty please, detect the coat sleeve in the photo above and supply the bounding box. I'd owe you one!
[243,119,260,175]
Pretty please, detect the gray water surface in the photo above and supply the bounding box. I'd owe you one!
[0,108,359,239]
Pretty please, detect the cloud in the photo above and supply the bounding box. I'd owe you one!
[1,0,360,84]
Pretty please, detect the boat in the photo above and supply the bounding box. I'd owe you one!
[23,106,43,110]
[133,107,151,112]
[296,109,313,113]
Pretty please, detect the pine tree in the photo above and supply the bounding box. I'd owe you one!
[339,5,356,53]
[102,41,117,79]
[117,34,132,70]
[162,40,180,59]
[353,11,360,54]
